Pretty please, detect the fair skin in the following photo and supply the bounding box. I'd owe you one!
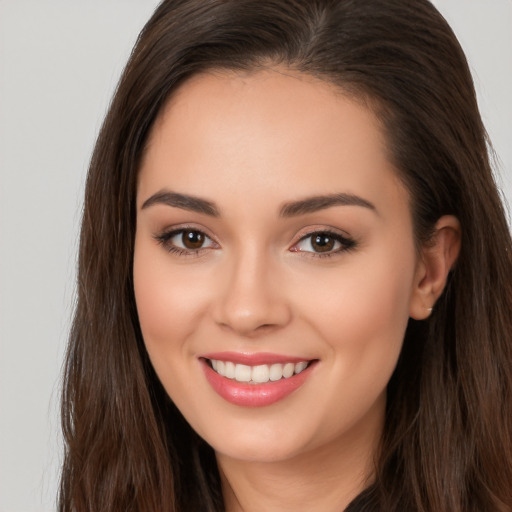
[133,68,460,511]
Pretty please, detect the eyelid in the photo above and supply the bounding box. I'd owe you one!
[294,225,353,240]
[154,222,218,240]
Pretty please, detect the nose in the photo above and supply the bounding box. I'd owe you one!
[212,249,292,337]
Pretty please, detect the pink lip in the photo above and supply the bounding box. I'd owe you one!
[200,357,317,407]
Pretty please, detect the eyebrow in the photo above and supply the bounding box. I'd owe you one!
[141,190,220,216]
[141,190,376,218]
[279,193,377,217]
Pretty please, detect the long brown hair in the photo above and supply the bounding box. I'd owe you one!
[60,1,512,510]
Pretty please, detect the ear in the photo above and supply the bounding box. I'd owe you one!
[409,215,461,320]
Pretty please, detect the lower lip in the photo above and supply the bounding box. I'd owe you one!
[201,360,315,407]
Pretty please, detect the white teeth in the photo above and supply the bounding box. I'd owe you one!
[295,361,308,374]
[209,359,310,383]
[225,361,236,379]
[269,363,283,381]
[252,364,270,383]
[216,360,225,377]
[235,364,252,382]
[282,362,295,378]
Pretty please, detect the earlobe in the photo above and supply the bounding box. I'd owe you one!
[409,215,461,320]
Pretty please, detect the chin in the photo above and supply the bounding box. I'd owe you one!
[205,422,317,464]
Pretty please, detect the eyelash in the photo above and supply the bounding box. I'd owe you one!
[154,228,357,258]
[291,230,357,258]
[154,227,218,257]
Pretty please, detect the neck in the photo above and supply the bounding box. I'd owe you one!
[216,402,383,512]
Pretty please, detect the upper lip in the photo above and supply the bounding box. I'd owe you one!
[200,351,314,366]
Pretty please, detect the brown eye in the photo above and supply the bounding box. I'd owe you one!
[311,234,335,253]
[182,230,205,249]
[291,230,356,256]
[155,228,217,254]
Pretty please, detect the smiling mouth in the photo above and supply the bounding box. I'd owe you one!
[206,359,312,384]
[201,355,318,406]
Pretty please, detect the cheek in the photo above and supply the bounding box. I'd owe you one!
[348,257,413,340]
[133,239,208,358]
[296,246,416,417]
[336,258,412,361]
[340,229,414,320]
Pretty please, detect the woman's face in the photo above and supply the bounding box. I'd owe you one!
[134,69,424,463]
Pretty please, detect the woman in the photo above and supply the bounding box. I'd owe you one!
[59,0,512,510]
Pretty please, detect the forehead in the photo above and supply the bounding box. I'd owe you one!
[148,68,384,159]
[138,68,408,219]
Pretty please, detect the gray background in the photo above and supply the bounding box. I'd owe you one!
[0,1,510,511]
